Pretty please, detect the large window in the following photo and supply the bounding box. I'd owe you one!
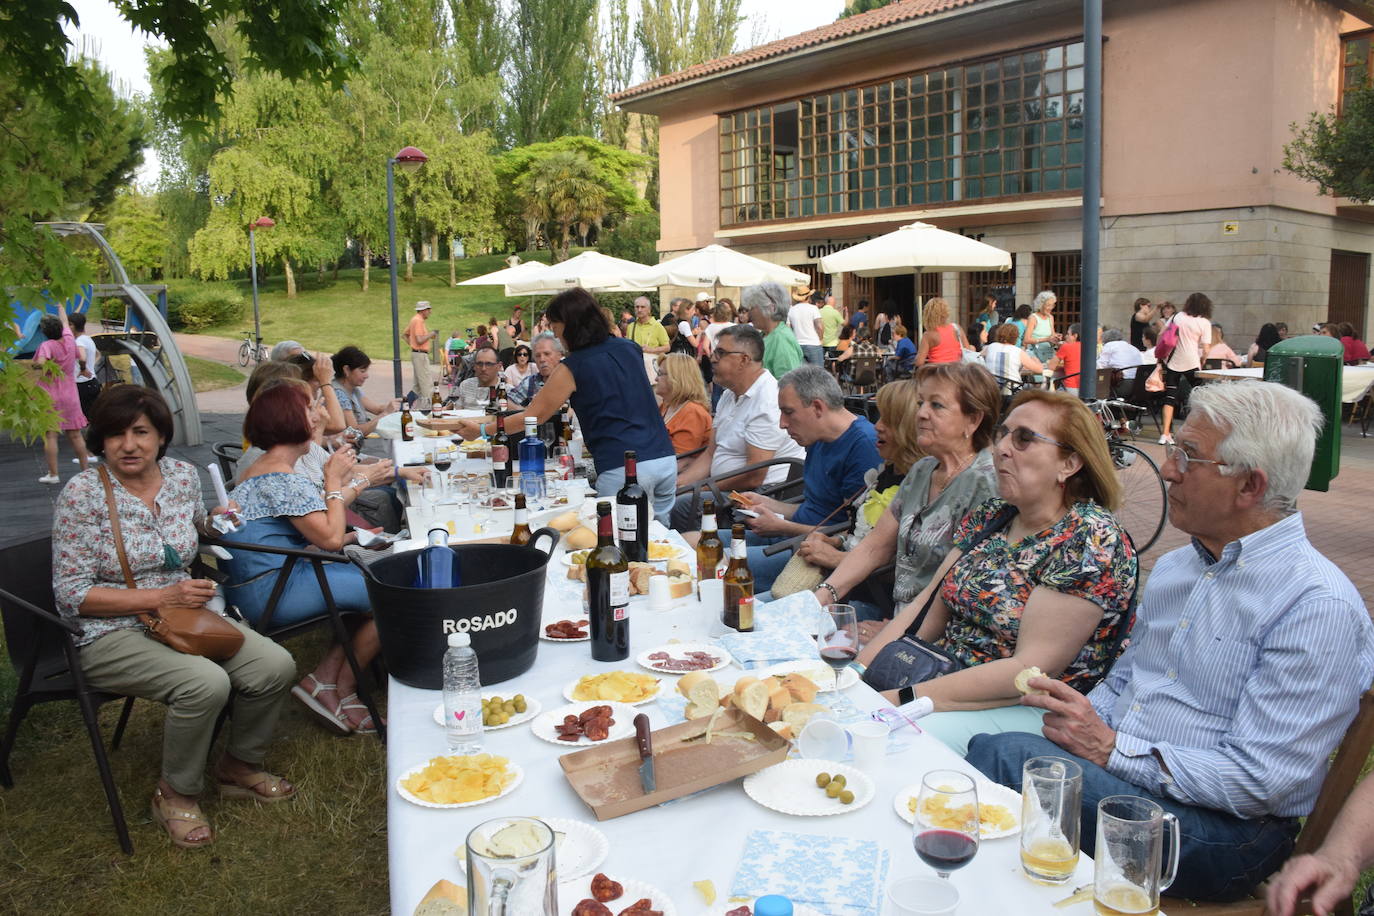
[719,40,1086,227]
[1342,31,1373,112]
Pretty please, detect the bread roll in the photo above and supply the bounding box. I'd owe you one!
[767,685,791,714]
[780,673,819,704]
[414,879,466,916]
[780,702,828,735]
[564,526,596,549]
[1014,666,1048,696]
[549,510,581,532]
[679,671,722,720]
[628,564,654,595]
[666,558,692,578]
[666,570,693,599]
[733,677,769,721]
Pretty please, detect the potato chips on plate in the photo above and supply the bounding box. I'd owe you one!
[396,753,523,809]
[564,670,661,705]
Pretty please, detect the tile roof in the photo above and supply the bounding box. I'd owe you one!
[611,0,987,103]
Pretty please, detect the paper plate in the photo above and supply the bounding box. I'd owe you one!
[540,617,591,642]
[894,778,1023,839]
[560,549,593,567]
[529,701,639,746]
[432,691,541,731]
[563,673,662,706]
[635,642,731,675]
[545,817,609,881]
[395,758,524,809]
[760,659,860,692]
[742,759,874,816]
[557,876,676,916]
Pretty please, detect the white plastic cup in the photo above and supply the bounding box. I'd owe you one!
[796,716,848,760]
[698,579,725,637]
[848,719,889,772]
[888,876,959,914]
[648,574,671,612]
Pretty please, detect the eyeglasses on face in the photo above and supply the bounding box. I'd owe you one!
[993,424,1071,451]
[473,360,499,368]
[711,348,747,362]
[1163,443,1228,474]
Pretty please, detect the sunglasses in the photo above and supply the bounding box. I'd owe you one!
[993,424,1071,451]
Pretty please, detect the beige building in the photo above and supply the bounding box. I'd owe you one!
[613,0,1374,341]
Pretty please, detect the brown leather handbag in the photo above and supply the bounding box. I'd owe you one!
[98,465,244,661]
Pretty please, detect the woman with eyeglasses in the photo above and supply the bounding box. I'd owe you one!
[502,344,537,388]
[855,389,1137,756]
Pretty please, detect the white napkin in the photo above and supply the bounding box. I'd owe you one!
[731,828,890,916]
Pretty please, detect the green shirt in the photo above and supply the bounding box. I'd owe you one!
[819,305,844,347]
[762,323,804,379]
[627,319,668,351]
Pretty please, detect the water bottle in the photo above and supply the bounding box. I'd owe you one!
[518,416,545,501]
[442,632,483,754]
[754,896,793,916]
[414,528,460,588]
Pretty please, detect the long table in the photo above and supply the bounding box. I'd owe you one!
[384,526,1098,915]
[1197,364,1374,404]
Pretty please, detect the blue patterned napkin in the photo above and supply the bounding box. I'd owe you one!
[731,829,890,916]
[754,591,825,633]
[718,627,823,668]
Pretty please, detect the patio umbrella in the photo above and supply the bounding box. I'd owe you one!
[503,250,655,295]
[455,260,550,297]
[626,244,810,296]
[817,221,1011,297]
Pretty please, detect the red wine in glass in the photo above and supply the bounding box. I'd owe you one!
[915,828,978,876]
[820,645,858,671]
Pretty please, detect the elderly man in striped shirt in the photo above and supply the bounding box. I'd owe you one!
[967,380,1374,902]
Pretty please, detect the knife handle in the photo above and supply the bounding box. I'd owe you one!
[633,714,652,759]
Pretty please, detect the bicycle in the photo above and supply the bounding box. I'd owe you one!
[1083,397,1168,554]
[238,331,268,367]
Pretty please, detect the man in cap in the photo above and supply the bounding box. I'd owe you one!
[405,300,438,399]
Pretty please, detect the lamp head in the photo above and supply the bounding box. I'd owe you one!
[393,146,428,173]
[252,217,275,230]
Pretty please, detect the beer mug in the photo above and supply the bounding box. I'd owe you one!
[465,816,558,915]
[1093,796,1180,916]
[1019,756,1083,885]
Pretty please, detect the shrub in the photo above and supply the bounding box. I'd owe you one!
[167,284,246,330]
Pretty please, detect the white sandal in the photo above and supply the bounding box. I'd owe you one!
[291,674,351,734]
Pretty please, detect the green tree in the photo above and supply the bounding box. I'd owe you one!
[1284,86,1374,203]
[837,0,895,18]
[505,0,599,145]
[636,0,743,77]
[596,0,638,148]
[599,210,661,265]
[105,191,170,280]
[447,0,510,133]
[519,151,610,261]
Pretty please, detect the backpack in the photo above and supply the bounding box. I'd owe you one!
[1154,317,1179,363]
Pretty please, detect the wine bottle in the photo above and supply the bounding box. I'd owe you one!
[400,402,414,441]
[722,523,754,632]
[586,501,630,661]
[615,450,648,562]
[518,417,545,501]
[491,418,511,487]
[509,492,532,545]
[695,497,724,595]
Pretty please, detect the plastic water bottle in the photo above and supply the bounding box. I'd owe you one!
[754,896,793,916]
[414,528,459,588]
[442,632,483,754]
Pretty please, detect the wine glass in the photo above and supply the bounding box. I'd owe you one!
[914,770,980,883]
[433,450,454,505]
[818,604,860,680]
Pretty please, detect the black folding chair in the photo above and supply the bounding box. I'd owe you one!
[1125,363,1164,432]
[203,538,386,743]
[0,537,137,854]
[210,440,243,485]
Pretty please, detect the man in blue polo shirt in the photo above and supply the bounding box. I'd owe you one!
[727,364,880,592]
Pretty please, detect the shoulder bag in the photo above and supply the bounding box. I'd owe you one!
[98,465,244,661]
[861,504,1018,692]
[1154,316,1179,363]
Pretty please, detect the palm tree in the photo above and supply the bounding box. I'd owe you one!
[518,151,609,261]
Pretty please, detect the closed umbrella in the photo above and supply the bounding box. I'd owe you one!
[504,251,655,295]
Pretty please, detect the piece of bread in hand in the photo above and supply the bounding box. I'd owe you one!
[779,672,819,704]
[732,676,770,721]
[1014,666,1048,696]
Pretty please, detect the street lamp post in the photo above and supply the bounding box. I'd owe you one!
[387,145,429,398]
[248,216,275,359]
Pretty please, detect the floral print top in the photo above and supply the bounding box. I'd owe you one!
[937,497,1137,692]
[52,460,210,648]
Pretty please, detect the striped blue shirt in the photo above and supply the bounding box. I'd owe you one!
[1088,512,1374,819]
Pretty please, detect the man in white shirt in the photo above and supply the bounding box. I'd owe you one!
[1098,326,1143,394]
[789,291,824,367]
[70,311,101,420]
[454,347,502,408]
[669,324,805,530]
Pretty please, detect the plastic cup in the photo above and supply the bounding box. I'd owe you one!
[888,876,959,914]
[796,716,847,760]
[648,574,671,612]
[698,579,725,637]
[848,719,889,772]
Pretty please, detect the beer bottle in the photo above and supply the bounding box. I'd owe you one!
[695,497,724,595]
[509,492,532,545]
[586,501,630,661]
[722,523,754,632]
[430,381,443,414]
[400,401,414,441]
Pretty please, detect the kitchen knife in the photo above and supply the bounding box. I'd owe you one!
[633,713,655,793]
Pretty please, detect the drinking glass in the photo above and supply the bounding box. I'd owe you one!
[470,479,492,535]
[818,604,860,676]
[913,769,980,882]
[433,450,455,506]
[465,816,557,915]
[1019,756,1083,885]
[1093,796,1179,916]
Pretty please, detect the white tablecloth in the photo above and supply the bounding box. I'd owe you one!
[1197,364,1374,403]
[384,527,1097,915]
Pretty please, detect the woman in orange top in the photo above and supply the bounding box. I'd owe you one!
[915,297,970,366]
[654,353,712,456]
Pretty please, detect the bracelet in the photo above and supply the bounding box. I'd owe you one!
[350,476,369,491]
[817,582,839,604]
[325,490,344,502]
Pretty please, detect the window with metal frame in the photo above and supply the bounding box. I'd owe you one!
[1034,251,1082,329]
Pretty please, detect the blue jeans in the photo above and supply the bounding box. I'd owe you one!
[801,344,825,367]
[715,526,791,593]
[965,732,1299,901]
[594,454,677,528]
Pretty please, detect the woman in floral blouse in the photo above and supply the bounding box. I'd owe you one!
[52,386,297,849]
[856,389,1137,755]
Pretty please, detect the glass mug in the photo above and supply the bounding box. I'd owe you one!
[465,816,557,915]
[1019,756,1083,885]
[1093,796,1180,916]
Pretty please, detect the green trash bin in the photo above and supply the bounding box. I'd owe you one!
[1263,335,1343,491]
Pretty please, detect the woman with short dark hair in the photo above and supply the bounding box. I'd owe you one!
[330,345,399,438]
[31,304,91,482]
[53,385,297,848]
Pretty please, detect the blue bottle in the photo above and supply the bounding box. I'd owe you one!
[414,528,459,588]
[517,416,545,501]
[754,896,793,916]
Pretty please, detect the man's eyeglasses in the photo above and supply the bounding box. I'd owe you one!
[1163,443,1228,474]
[473,360,499,368]
[711,348,748,362]
[993,424,1071,451]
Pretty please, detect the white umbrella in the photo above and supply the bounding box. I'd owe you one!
[456,261,549,288]
[818,221,1012,277]
[504,250,655,295]
[627,244,810,290]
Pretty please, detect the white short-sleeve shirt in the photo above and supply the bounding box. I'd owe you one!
[788,302,821,347]
[712,370,806,485]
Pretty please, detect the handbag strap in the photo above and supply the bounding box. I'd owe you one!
[902,503,1018,640]
[98,465,157,628]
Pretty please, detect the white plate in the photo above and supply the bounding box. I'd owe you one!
[540,618,591,642]
[557,876,676,916]
[395,758,524,809]
[760,659,860,692]
[563,673,662,706]
[742,759,874,816]
[545,817,609,881]
[560,549,593,567]
[705,904,825,916]
[635,642,731,675]
[560,541,687,565]
[529,701,639,746]
[893,778,1023,839]
[432,691,542,730]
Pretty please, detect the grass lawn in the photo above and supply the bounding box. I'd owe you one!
[178,250,589,360]
[184,355,247,392]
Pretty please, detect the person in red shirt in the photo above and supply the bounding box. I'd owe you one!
[1339,322,1371,364]
[1049,322,1083,395]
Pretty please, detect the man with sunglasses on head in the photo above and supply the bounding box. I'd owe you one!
[454,346,503,409]
[968,380,1374,902]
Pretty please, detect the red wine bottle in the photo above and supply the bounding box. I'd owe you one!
[615,450,648,562]
[586,501,630,661]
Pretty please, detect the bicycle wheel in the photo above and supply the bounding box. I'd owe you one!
[1110,442,1167,554]
[238,340,251,367]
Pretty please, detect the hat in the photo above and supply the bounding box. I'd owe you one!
[695,292,713,303]
[415,301,432,311]
[791,285,813,303]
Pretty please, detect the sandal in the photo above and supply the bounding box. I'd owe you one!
[214,767,297,803]
[338,693,383,735]
[151,787,213,849]
[291,674,351,734]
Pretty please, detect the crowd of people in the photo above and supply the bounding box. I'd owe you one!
[39,280,1374,914]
